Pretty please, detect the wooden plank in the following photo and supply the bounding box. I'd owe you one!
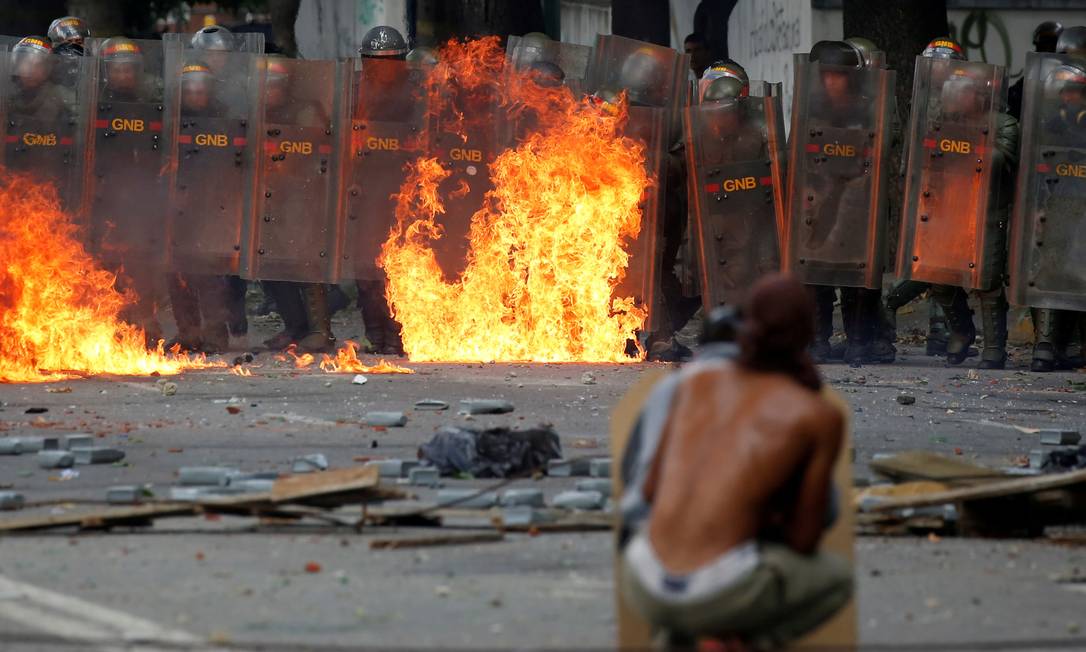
[369,532,504,549]
[867,468,1086,513]
[0,503,196,533]
[869,450,1005,485]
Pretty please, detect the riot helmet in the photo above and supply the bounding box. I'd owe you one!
[941,65,991,117]
[618,47,666,106]
[1044,62,1086,109]
[100,37,144,95]
[703,75,748,103]
[699,59,748,101]
[1034,21,1063,53]
[181,60,215,113]
[921,37,966,60]
[700,305,742,345]
[526,60,565,88]
[359,26,408,59]
[845,36,880,68]
[192,25,236,52]
[809,40,862,68]
[11,36,53,91]
[516,31,552,67]
[48,16,89,47]
[1057,26,1086,57]
[406,47,438,67]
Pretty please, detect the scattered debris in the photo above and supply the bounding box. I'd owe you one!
[569,437,599,449]
[364,411,407,427]
[226,406,242,415]
[407,466,440,488]
[292,454,329,474]
[1042,446,1086,472]
[437,489,498,509]
[304,562,322,574]
[364,459,407,478]
[419,425,561,478]
[575,478,612,498]
[1040,430,1082,446]
[24,407,48,414]
[458,399,514,415]
[581,372,597,385]
[870,451,1005,485]
[72,447,125,465]
[896,395,916,406]
[547,458,591,477]
[106,485,150,505]
[499,488,545,508]
[160,382,178,397]
[37,450,74,469]
[552,490,606,511]
[63,434,94,450]
[415,399,449,411]
[370,532,504,550]
[352,374,368,385]
[0,492,25,511]
[589,458,612,478]
[178,467,240,487]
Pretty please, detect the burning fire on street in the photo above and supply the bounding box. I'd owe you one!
[0,175,222,383]
[379,37,651,363]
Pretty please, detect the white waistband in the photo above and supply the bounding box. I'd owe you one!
[626,533,760,605]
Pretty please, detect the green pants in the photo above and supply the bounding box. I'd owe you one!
[622,542,853,649]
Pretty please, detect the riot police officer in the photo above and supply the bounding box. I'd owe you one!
[351,25,411,355]
[166,61,233,352]
[8,37,67,124]
[259,57,337,354]
[47,15,89,57]
[880,37,973,360]
[1009,21,1062,120]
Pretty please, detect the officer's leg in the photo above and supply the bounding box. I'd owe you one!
[262,280,306,350]
[861,287,895,363]
[977,286,1008,370]
[327,283,350,315]
[840,287,867,364]
[357,279,389,354]
[809,285,835,363]
[1031,308,1061,372]
[879,280,927,345]
[167,272,203,351]
[296,283,336,354]
[195,275,231,353]
[225,276,248,337]
[931,284,975,365]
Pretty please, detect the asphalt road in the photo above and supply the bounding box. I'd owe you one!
[0,308,1084,650]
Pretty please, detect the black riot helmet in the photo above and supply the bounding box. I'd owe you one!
[48,16,89,47]
[526,60,565,88]
[11,36,54,89]
[1044,62,1086,105]
[1057,26,1086,57]
[703,75,748,104]
[809,40,861,68]
[700,305,743,345]
[844,37,879,68]
[359,26,408,60]
[192,25,236,52]
[922,37,966,60]
[618,47,667,106]
[1034,21,1063,53]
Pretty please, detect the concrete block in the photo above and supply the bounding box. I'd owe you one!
[399,460,420,477]
[408,466,440,487]
[178,467,239,486]
[1040,429,1081,446]
[291,453,329,473]
[37,450,74,469]
[589,458,612,478]
[575,478,612,498]
[501,506,549,527]
[547,458,591,477]
[458,399,514,415]
[106,485,147,505]
[499,488,545,507]
[552,490,605,510]
[364,459,405,478]
[0,439,26,455]
[168,487,204,501]
[364,411,407,427]
[1029,449,1046,469]
[72,447,125,465]
[0,491,25,511]
[40,437,60,451]
[62,434,94,450]
[437,489,498,509]
[228,478,275,493]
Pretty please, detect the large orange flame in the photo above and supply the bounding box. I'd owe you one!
[378,37,651,363]
[318,341,414,374]
[0,174,222,382]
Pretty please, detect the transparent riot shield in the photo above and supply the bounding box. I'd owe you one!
[506,36,591,88]
[162,31,265,54]
[0,42,92,215]
[684,84,786,312]
[783,54,895,289]
[239,57,347,283]
[898,57,1005,289]
[162,31,264,109]
[1009,53,1086,310]
[586,35,687,113]
[340,57,428,281]
[84,38,179,269]
[426,78,502,281]
[163,49,258,274]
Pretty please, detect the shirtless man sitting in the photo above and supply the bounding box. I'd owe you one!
[622,273,852,649]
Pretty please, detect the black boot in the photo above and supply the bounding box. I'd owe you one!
[296,283,336,354]
[357,280,389,354]
[1031,308,1059,372]
[262,281,307,350]
[840,288,868,365]
[809,285,835,363]
[977,290,1008,370]
[167,273,203,351]
[932,285,975,365]
[226,276,248,336]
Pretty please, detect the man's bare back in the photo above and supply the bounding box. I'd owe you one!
[644,362,844,574]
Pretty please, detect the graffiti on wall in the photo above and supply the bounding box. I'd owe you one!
[950,10,1018,76]
[749,0,802,58]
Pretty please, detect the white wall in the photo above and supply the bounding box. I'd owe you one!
[560,0,612,47]
[670,0,700,49]
[727,0,813,125]
[296,0,409,60]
